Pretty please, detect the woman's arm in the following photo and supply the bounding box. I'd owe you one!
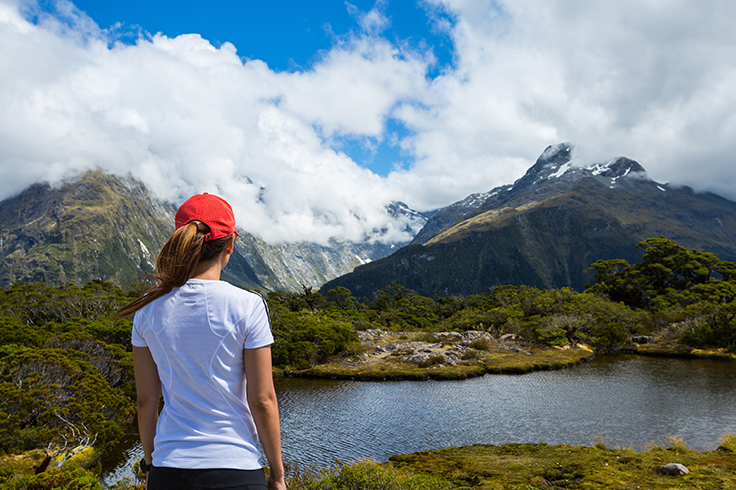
[244,346,286,490]
[133,346,161,472]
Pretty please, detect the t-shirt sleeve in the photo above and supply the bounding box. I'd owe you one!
[243,294,274,349]
[131,311,148,347]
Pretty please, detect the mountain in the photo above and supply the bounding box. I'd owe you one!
[321,143,736,298]
[0,171,426,290]
[0,172,177,288]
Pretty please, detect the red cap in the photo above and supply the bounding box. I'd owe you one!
[175,193,239,241]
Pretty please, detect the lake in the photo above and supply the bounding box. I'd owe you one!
[101,355,736,485]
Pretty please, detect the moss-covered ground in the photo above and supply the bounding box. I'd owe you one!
[387,435,736,489]
[5,438,736,489]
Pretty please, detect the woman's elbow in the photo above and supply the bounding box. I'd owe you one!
[137,392,160,410]
[248,392,278,414]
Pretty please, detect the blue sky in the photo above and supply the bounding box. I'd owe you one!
[71,0,455,73]
[3,0,736,244]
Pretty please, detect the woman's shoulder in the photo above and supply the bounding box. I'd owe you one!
[202,280,266,303]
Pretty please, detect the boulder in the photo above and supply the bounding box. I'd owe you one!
[631,335,655,344]
[659,463,689,476]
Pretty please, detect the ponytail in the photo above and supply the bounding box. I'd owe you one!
[117,221,233,317]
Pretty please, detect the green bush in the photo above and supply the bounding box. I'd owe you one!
[0,465,103,490]
[0,347,134,453]
[590,319,630,354]
[271,305,364,370]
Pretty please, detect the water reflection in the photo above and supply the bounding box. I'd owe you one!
[277,356,736,468]
[103,356,736,484]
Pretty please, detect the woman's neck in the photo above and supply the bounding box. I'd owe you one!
[192,258,223,281]
[191,236,234,281]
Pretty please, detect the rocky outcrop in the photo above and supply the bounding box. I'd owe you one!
[354,330,530,367]
[659,463,689,476]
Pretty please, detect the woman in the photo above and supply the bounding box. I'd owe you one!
[119,193,286,490]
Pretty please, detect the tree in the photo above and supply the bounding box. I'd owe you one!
[587,237,730,310]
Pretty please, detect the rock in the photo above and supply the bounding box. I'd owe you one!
[500,333,517,341]
[631,335,655,344]
[408,353,430,364]
[659,463,689,476]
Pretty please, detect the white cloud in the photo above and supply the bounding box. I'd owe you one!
[0,0,429,244]
[278,36,429,138]
[2,0,736,246]
[398,0,736,207]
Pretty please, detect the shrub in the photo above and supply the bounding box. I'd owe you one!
[0,347,135,453]
[469,338,491,351]
[0,465,104,490]
[590,319,630,354]
[271,307,363,370]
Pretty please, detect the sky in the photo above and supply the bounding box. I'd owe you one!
[1,0,735,245]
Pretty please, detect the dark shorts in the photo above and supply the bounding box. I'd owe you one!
[147,466,267,490]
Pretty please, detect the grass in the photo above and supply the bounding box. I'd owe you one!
[284,459,453,490]
[387,437,736,489]
[469,338,492,351]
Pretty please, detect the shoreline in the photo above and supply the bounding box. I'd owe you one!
[630,343,736,361]
[277,329,596,380]
[274,332,736,381]
[287,348,594,381]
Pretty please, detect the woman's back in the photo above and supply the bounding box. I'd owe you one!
[132,279,273,469]
[126,192,285,489]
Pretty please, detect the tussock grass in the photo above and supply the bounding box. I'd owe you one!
[284,459,452,490]
[718,433,736,452]
[469,338,492,351]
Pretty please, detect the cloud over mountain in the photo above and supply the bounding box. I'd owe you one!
[1,0,735,244]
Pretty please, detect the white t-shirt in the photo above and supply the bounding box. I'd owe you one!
[131,278,274,470]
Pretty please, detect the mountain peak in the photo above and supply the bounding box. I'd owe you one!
[514,144,651,193]
[539,142,574,166]
[587,157,647,179]
[514,143,574,188]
